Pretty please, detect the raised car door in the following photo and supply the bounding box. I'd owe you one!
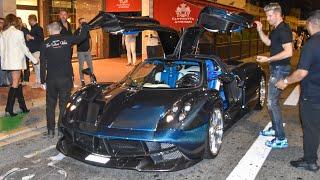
[88,11,180,56]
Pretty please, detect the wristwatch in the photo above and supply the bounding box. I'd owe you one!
[283,78,288,85]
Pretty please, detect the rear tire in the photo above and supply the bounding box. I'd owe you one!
[204,107,224,159]
[255,75,266,110]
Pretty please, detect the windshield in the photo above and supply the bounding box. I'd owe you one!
[122,60,202,89]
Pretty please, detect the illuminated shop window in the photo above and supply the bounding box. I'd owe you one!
[16,0,38,6]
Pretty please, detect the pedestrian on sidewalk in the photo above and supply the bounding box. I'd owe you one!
[276,10,320,172]
[74,18,93,87]
[0,14,38,116]
[254,3,293,148]
[123,32,138,66]
[26,14,44,88]
[40,22,89,138]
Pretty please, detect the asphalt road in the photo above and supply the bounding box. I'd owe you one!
[0,51,319,180]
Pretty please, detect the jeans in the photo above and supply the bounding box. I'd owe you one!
[0,57,12,85]
[0,70,12,85]
[300,98,320,163]
[267,65,291,140]
[77,51,93,82]
[46,77,72,130]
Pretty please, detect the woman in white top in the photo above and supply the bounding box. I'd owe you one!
[0,14,38,116]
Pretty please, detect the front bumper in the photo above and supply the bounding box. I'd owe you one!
[56,128,201,171]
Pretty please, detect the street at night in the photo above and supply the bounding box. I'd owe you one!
[1,0,320,179]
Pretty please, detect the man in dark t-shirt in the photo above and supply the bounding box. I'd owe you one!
[254,3,293,148]
[58,10,72,36]
[276,10,320,172]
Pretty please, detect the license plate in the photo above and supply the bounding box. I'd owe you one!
[85,154,110,164]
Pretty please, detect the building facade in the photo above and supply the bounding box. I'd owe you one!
[0,0,301,60]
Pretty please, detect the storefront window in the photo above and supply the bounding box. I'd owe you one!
[16,0,38,6]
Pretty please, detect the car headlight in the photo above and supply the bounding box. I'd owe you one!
[165,100,193,123]
[67,95,83,112]
[184,102,191,112]
[166,115,174,123]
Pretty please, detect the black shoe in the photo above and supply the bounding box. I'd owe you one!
[16,84,30,113]
[43,129,55,138]
[290,158,320,172]
[5,87,18,116]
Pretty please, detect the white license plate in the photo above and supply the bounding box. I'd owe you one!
[85,154,110,164]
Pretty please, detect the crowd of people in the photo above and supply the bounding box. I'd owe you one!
[0,10,92,136]
[292,30,308,50]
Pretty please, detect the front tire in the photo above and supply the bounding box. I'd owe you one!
[204,108,224,159]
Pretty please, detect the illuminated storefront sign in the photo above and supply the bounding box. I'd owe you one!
[154,0,201,30]
[105,0,141,12]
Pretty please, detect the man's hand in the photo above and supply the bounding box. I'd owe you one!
[276,79,288,90]
[256,56,270,63]
[26,34,34,41]
[40,83,46,90]
[254,21,263,32]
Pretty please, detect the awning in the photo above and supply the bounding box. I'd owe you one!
[153,0,245,30]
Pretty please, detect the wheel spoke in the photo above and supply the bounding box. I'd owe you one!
[209,109,224,154]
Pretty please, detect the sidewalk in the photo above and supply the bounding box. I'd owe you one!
[0,57,138,140]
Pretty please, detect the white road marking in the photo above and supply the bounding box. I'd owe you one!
[284,85,300,106]
[21,174,35,180]
[0,167,29,180]
[226,122,275,180]
[24,145,56,159]
[48,153,66,161]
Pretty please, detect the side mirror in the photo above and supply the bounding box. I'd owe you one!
[82,68,97,83]
[218,73,235,84]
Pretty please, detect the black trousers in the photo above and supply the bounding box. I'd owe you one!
[46,77,72,130]
[300,98,320,163]
[23,58,30,82]
[147,46,158,58]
